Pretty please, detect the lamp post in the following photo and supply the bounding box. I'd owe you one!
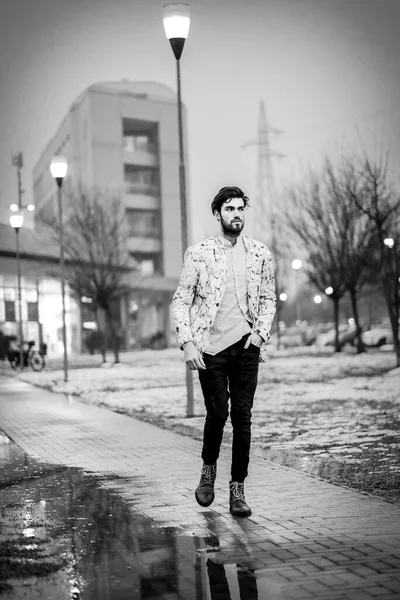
[9,211,25,370]
[50,156,68,383]
[163,3,195,417]
[291,259,302,324]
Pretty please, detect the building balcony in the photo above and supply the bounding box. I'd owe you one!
[123,191,160,211]
[123,149,158,168]
[127,236,161,254]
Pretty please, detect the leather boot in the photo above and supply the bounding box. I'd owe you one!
[195,463,217,507]
[229,481,252,517]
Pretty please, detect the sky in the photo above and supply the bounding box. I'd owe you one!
[1,0,399,240]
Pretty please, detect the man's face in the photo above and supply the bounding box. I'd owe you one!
[216,198,246,234]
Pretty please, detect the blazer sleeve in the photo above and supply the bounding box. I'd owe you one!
[253,248,277,342]
[171,247,199,349]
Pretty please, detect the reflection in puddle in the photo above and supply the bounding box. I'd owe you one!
[0,437,286,599]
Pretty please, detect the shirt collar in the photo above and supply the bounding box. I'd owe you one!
[217,233,243,248]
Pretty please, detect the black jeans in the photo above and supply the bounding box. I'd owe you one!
[198,334,260,482]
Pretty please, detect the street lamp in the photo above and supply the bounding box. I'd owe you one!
[384,237,394,249]
[325,286,334,296]
[163,3,194,417]
[9,211,25,370]
[50,155,68,383]
[279,292,287,302]
[10,202,35,212]
[314,295,322,304]
[291,259,302,324]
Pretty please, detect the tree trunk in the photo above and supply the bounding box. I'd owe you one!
[349,288,366,354]
[333,297,341,353]
[105,307,120,364]
[96,307,107,363]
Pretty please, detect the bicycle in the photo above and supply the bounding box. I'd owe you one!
[8,341,46,372]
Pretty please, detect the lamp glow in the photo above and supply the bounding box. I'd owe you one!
[50,156,68,179]
[325,286,334,295]
[314,295,322,304]
[279,293,288,301]
[384,237,394,248]
[163,3,190,39]
[9,203,18,212]
[10,213,24,229]
[292,259,302,271]
[27,204,35,211]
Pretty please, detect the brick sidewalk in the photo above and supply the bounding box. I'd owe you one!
[1,375,400,599]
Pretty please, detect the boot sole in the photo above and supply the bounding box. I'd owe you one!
[230,506,252,517]
[195,490,214,507]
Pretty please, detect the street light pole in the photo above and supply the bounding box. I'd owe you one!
[50,156,68,383]
[10,212,24,369]
[163,3,194,417]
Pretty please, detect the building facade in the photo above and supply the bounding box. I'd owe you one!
[32,81,189,352]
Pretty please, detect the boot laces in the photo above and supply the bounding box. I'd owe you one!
[230,481,245,500]
[202,464,216,485]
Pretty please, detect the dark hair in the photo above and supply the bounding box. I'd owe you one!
[211,186,250,215]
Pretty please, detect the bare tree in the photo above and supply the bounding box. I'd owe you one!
[283,159,375,353]
[345,153,400,366]
[283,171,346,351]
[325,161,376,353]
[43,187,134,363]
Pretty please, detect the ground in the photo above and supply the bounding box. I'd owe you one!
[2,345,399,505]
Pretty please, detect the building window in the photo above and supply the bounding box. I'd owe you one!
[5,301,16,321]
[27,302,39,321]
[126,209,161,239]
[124,134,155,154]
[124,166,159,195]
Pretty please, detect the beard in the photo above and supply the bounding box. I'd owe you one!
[221,217,244,235]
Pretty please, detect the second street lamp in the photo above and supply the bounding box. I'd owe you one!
[163,2,194,417]
[9,211,25,370]
[50,155,68,383]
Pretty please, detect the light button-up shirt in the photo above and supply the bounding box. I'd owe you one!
[205,234,252,355]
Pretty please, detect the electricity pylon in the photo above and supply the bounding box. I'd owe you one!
[242,101,285,348]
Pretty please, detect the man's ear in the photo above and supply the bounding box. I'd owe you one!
[214,210,220,221]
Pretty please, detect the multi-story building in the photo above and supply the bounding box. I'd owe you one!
[32,81,190,352]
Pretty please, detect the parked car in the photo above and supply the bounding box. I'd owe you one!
[361,327,393,347]
[314,324,357,348]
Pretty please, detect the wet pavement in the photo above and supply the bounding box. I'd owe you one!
[0,438,270,599]
[1,376,400,599]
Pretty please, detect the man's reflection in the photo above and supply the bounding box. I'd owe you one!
[201,511,258,599]
[206,559,258,600]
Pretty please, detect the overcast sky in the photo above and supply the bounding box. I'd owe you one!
[1,0,399,240]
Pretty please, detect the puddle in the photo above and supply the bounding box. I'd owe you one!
[0,434,286,599]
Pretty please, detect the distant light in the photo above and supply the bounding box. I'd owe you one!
[314,295,322,304]
[384,237,394,248]
[279,293,288,302]
[22,528,35,538]
[163,3,190,39]
[81,296,93,304]
[325,286,334,295]
[50,156,68,179]
[292,259,302,271]
[9,203,18,212]
[83,321,97,330]
[10,213,24,229]
[348,318,355,325]
[27,204,35,211]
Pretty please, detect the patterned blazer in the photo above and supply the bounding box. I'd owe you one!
[171,234,276,362]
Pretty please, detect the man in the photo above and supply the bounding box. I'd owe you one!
[171,186,276,517]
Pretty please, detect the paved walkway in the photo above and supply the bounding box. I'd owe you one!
[0,375,400,599]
